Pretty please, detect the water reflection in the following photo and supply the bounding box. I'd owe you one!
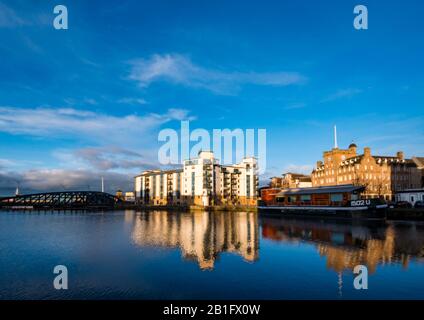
[261,217,424,274]
[130,211,259,270]
[128,210,424,274]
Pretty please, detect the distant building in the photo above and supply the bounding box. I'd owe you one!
[412,157,424,186]
[270,172,312,189]
[134,151,258,207]
[311,140,423,200]
[395,189,424,206]
[124,192,135,202]
[115,189,124,201]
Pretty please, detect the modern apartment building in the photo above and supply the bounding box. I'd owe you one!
[134,151,258,207]
[135,169,184,206]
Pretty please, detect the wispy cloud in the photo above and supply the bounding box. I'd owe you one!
[0,2,26,27]
[83,98,98,105]
[0,106,194,142]
[117,97,148,105]
[321,88,362,103]
[128,54,307,95]
[0,158,14,169]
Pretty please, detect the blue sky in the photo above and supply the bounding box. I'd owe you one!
[0,0,423,194]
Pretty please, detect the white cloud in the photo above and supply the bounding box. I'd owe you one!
[0,158,14,169]
[128,54,306,95]
[0,106,193,191]
[0,106,194,143]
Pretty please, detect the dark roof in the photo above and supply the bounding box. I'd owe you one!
[284,172,310,177]
[349,143,357,148]
[396,188,424,194]
[276,184,365,196]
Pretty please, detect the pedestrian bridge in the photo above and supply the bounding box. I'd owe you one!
[0,191,121,209]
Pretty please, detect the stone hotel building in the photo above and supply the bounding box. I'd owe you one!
[311,143,424,200]
[135,151,258,207]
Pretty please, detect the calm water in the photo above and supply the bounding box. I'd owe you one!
[1,209,424,300]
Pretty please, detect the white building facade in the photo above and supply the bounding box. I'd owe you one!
[134,151,258,207]
[395,189,424,206]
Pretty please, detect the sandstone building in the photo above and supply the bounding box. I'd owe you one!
[270,172,312,189]
[311,142,423,200]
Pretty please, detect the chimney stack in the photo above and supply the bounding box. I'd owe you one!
[397,151,404,160]
[364,147,371,157]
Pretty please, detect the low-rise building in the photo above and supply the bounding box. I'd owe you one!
[395,189,424,206]
[134,151,258,207]
[124,192,135,202]
[270,172,312,189]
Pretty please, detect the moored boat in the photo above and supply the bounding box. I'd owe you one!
[258,184,387,220]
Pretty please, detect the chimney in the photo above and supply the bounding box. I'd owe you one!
[364,147,371,157]
[397,151,404,160]
[333,125,338,149]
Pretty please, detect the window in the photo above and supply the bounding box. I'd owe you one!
[191,172,195,195]
[246,175,251,197]
[276,197,285,203]
[330,193,343,202]
[288,196,296,203]
[300,195,311,201]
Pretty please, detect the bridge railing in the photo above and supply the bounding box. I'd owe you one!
[0,191,121,208]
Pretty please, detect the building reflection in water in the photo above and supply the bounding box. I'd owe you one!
[261,217,424,274]
[130,211,259,270]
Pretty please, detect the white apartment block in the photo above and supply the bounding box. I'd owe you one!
[134,151,258,207]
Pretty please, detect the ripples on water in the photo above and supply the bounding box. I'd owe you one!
[1,210,423,299]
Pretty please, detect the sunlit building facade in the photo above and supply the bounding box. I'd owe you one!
[311,143,423,200]
[134,151,258,207]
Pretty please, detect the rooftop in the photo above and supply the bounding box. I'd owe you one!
[276,184,365,196]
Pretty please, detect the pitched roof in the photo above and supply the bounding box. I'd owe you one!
[413,157,424,168]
